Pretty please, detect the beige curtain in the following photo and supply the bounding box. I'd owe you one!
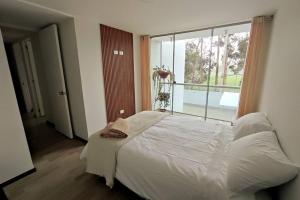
[140,35,152,111]
[237,16,273,118]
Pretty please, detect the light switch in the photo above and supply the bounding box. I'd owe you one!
[113,50,119,55]
[120,109,125,114]
[119,51,124,55]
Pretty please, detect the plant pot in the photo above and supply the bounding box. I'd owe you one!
[158,70,170,79]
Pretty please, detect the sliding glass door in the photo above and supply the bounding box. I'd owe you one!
[150,23,251,122]
[207,24,250,121]
[173,29,212,117]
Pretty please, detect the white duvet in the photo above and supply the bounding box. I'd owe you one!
[82,111,168,187]
[116,115,234,200]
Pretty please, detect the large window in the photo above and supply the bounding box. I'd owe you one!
[150,23,251,122]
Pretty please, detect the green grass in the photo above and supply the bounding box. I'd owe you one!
[206,74,242,87]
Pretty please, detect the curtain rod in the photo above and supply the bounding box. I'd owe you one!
[150,20,252,38]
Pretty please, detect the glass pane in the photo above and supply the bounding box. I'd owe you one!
[174,29,212,85]
[172,29,212,117]
[173,84,207,117]
[206,87,241,121]
[207,23,251,121]
[150,35,174,111]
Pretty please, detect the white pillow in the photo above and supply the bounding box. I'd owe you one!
[227,131,298,193]
[233,112,274,140]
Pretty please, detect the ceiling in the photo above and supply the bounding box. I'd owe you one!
[22,0,281,35]
[0,0,71,31]
[0,0,280,35]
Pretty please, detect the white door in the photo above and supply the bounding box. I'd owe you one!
[39,24,73,138]
[12,43,33,113]
[24,39,45,116]
[21,41,40,117]
[21,39,45,117]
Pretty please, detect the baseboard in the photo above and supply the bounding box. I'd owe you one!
[0,168,36,188]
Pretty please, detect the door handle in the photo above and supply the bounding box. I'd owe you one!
[57,91,66,96]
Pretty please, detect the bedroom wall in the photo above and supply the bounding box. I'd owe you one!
[258,0,300,199]
[0,29,34,184]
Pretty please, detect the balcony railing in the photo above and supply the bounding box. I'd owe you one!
[160,81,241,90]
[156,82,241,122]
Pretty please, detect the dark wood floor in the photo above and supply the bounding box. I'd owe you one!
[4,117,143,200]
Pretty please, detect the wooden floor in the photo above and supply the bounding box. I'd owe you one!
[4,117,143,200]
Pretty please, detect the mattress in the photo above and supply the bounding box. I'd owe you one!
[116,115,234,200]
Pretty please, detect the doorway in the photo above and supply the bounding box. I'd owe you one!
[1,25,74,156]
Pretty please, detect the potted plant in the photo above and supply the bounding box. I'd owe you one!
[157,70,170,79]
[152,65,174,112]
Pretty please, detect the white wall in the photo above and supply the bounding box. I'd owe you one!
[0,29,34,184]
[258,0,300,199]
[150,41,161,68]
[58,18,89,140]
[150,41,161,109]
[133,33,142,112]
[73,17,107,138]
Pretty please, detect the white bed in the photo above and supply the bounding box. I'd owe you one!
[111,113,259,200]
[82,112,266,200]
[116,115,232,200]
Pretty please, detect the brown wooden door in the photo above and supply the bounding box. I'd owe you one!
[100,25,135,122]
